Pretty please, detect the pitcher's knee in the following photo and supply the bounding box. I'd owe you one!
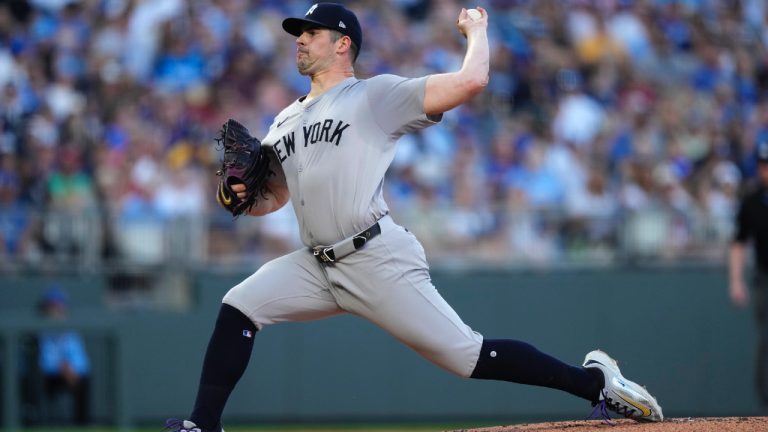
[420,337,483,378]
[222,289,265,331]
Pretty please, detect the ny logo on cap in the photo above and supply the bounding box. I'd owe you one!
[306,4,318,15]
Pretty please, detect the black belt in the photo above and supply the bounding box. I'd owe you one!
[312,222,382,264]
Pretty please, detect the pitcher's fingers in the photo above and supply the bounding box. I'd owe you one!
[230,182,247,199]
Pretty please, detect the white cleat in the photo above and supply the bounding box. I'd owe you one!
[583,350,663,422]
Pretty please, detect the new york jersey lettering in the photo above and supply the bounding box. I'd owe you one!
[275,119,351,163]
[303,119,350,147]
[274,132,296,162]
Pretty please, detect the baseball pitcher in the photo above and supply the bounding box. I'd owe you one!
[165,4,662,432]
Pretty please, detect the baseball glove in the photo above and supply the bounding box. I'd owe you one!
[214,119,271,217]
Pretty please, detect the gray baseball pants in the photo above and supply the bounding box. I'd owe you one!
[223,215,484,377]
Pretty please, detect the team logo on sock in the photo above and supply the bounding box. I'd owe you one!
[242,330,253,338]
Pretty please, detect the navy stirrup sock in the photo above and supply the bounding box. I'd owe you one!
[470,339,603,403]
[190,304,257,430]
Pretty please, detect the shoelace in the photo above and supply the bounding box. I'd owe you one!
[163,418,194,432]
[591,389,642,422]
[588,389,643,424]
[588,399,615,425]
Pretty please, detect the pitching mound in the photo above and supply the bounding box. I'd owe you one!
[449,417,768,432]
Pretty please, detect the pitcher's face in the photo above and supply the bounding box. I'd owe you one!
[295,27,336,76]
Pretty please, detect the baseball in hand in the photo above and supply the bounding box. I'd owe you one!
[467,8,481,20]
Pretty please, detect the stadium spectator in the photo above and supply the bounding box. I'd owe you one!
[41,144,98,261]
[0,156,38,264]
[703,159,742,243]
[36,285,91,425]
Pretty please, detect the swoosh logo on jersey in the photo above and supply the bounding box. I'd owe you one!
[219,182,232,205]
[277,119,287,128]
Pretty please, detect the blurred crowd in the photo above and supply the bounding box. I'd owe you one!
[1,0,767,270]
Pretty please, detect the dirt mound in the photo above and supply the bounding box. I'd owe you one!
[449,417,768,432]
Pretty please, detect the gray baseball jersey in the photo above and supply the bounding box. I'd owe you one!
[265,74,439,246]
[223,75,484,377]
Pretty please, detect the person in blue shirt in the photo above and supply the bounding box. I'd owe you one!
[37,286,91,425]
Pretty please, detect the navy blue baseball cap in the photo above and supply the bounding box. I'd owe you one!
[282,3,362,58]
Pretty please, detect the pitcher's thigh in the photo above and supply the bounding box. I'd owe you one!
[223,249,343,330]
[334,240,483,376]
[369,276,483,377]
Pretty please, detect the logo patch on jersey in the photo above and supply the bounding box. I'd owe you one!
[306,4,318,15]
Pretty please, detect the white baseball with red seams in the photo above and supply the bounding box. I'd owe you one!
[467,8,481,20]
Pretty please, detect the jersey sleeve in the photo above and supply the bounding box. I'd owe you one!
[366,74,442,137]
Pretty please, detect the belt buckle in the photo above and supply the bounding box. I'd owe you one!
[313,247,335,263]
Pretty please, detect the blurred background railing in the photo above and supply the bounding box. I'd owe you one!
[3,200,739,311]
[0,204,736,273]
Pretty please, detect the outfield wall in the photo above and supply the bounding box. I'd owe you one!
[0,266,761,429]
